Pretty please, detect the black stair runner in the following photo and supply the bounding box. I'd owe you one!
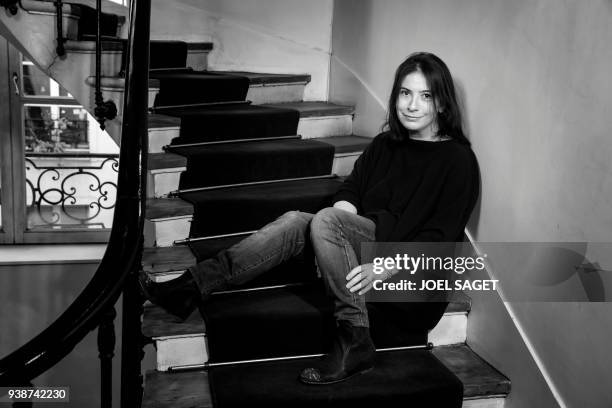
[181,177,342,238]
[208,349,463,408]
[144,47,463,407]
[167,104,301,145]
[168,138,335,190]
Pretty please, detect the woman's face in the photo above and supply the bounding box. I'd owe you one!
[395,71,438,140]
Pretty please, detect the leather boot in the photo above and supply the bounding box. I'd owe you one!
[299,320,375,385]
[139,270,201,320]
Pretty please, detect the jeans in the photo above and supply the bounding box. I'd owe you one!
[188,207,376,327]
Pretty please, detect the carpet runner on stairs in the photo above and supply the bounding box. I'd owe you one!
[165,104,301,144]
[208,348,463,408]
[73,4,120,39]
[151,70,251,106]
[141,55,464,406]
[202,283,449,363]
[168,138,335,190]
[180,177,344,238]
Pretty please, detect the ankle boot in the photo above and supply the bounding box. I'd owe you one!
[139,270,201,320]
[299,320,375,385]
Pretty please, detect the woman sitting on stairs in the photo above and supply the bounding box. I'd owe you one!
[141,52,479,385]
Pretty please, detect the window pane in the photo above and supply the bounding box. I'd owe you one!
[24,105,89,152]
[21,59,71,98]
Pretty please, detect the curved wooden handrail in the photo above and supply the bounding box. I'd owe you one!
[0,0,150,386]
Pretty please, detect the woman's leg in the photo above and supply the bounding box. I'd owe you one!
[141,210,313,319]
[309,207,376,326]
[188,210,314,298]
[300,207,376,385]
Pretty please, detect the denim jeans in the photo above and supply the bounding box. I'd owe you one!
[188,207,376,327]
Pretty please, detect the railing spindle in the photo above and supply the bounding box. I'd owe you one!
[98,307,117,408]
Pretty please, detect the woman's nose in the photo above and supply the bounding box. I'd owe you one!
[407,96,418,111]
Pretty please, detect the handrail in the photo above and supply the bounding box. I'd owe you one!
[0,0,150,401]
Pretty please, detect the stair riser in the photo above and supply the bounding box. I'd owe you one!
[428,313,467,346]
[153,312,467,371]
[298,115,353,139]
[147,153,361,198]
[64,49,124,78]
[246,83,307,104]
[148,116,354,153]
[155,336,207,372]
[463,398,505,408]
[144,217,191,248]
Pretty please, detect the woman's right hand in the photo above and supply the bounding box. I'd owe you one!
[333,200,358,214]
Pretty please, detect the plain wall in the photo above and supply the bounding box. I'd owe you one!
[330,1,612,407]
[150,0,334,101]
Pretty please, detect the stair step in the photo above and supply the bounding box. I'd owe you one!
[142,290,470,370]
[144,177,343,246]
[65,39,213,76]
[146,135,371,198]
[172,138,334,191]
[147,102,354,153]
[18,0,125,39]
[141,344,508,407]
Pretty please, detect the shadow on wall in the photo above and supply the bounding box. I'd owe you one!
[0,263,131,408]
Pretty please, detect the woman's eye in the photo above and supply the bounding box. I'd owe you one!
[422,93,432,100]
[399,89,409,96]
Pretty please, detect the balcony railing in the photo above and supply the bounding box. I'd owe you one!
[25,153,119,229]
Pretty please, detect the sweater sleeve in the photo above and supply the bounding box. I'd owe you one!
[389,149,478,242]
[332,135,380,212]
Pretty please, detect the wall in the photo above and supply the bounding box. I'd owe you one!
[330,1,612,407]
[0,261,120,408]
[150,0,334,101]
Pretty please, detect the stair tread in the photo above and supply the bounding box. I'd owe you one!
[141,344,508,407]
[147,197,193,220]
[433,345,511,398]
[148,152,187,171]
[148,114,181,129]
[148,135,371,171]
[207,71,311,85]
[146,102,354,131]
[66,38,213,52]
[319,134,372,154]
[142,289,469,339]
[147,177,343,221]
[264,101,355,117]
[143,246,196,274]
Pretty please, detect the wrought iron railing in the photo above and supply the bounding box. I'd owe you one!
[25,153,119,228]
[0,1,151,408]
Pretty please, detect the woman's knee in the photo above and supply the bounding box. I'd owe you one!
[274,210,312,231]
[310,207,341,239]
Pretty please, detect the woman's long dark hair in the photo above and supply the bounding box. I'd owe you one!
[385,52,469,145]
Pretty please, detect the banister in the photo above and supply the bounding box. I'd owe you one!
[0,3,150,405]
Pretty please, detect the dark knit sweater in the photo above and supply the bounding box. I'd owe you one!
[332,131,479,242]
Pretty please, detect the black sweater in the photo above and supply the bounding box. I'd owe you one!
[333,132,479,242]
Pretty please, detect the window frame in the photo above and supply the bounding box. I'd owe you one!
[2,38,112,244]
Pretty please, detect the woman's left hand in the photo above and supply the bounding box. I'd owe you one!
[346,263,396,295]
[344,264,379,295]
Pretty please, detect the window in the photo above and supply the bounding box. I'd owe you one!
[0,36,119,243]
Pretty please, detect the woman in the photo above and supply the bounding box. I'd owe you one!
[141,52,479,385]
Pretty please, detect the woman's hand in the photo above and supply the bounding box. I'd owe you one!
[346,263,395,295]
[333,200,358,214]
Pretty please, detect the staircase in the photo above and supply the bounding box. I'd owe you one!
[1,2,511,406]
[139,45,510,408]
